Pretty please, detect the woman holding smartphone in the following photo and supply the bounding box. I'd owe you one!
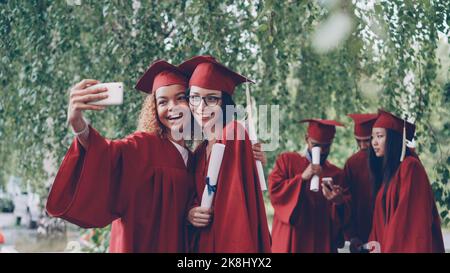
[46,60,196,252]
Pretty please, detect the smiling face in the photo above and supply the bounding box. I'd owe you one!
[188,86,223,130]
[371,127,387,157]
[154,84,190,136]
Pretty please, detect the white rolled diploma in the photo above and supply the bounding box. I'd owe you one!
[246,121,267,191]
[255,160,267,191]
[310,146,321,192]
[244,86,267,191]
[200,143,226,209]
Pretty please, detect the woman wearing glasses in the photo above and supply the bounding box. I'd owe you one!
[180,55,271,253]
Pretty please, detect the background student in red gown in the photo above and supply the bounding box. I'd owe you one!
[269,119,351,253]
[180,55,271,253]
[368,109,445,253]
[343,113,378,252]
[46,60,196,252]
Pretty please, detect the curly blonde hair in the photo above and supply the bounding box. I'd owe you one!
[137,93,166,137]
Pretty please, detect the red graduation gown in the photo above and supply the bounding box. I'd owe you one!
[46,126,195,253]
[191,121,271,253]
[369,156,445,253]
[343,149,374,242]
[269,152,351,253]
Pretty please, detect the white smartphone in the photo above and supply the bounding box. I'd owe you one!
[322,177,334,191]
[87,82,123,106]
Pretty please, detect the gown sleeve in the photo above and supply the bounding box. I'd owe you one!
[268,153,305,225]
[46,126,143,228]
[342,160,357,239]
[330,170,352,229]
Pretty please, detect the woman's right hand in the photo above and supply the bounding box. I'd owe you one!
[68,79,109,130]
[187,206,213,228]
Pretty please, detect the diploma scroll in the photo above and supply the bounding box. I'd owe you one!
[246,85,267,191]
[200,143,226,209]
[310,146,321,192]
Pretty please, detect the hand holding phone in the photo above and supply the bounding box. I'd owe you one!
[86,82,124,106]
[322,177,334,192]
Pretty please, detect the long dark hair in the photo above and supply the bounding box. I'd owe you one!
[368,128,411,222]
[220,92,236,126]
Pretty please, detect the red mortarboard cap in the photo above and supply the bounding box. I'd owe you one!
[135,60,188,94]
[300,119,345,143]
[373,109,415,141]
[178,55,254,95]
[347,113,378,138]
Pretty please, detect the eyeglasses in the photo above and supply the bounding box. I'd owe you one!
[188,95,222,107]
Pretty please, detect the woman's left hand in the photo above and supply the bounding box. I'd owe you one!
[252,142,267,166]
[187,206,213,228]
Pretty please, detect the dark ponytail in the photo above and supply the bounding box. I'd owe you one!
[220,92,236,126]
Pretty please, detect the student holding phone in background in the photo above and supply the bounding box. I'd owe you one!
[269,119,351,253]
